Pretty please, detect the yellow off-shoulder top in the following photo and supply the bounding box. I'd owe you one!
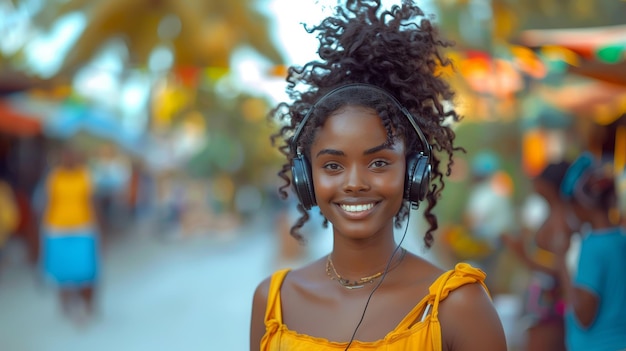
[261,262,488,351]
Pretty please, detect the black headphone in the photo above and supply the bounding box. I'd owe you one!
[290,83,432,210]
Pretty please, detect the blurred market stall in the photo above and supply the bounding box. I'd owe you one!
[0,0,290,225]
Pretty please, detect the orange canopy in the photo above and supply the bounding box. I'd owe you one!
[517,25,626,86]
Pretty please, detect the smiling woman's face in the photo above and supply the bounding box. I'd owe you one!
[309,105,406,240]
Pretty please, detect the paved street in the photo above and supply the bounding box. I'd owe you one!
[0,213,306,351]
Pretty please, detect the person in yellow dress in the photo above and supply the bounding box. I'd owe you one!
[250,1,507,350]
[40,145,101,322]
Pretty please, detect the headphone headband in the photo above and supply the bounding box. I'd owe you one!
[290,83,432,160]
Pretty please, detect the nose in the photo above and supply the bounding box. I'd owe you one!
[342,165,370,193]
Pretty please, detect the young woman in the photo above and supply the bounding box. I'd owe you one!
[250,1,507,350]
[540,152,626,351]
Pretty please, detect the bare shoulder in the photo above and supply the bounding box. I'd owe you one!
[254,260,325,305]
[250,273,278,351]
[252,275,272,306]
[438,281,507,351]
[402,253,446,285]
[279,257,327,289]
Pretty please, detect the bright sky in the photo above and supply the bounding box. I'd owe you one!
[266,0,437,65]
[264,0,332,65]
[242,0,438,103]
[228,0,334,104]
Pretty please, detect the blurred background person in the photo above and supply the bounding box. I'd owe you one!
[0,135,46,268]
[125,158,153,222]
[501,161,573,351]
[38,144,102,324]
[90,143,130,238]
[540,152,626,351]
[463,151,516,292]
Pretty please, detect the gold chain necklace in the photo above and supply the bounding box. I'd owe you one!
[325,248,407,290]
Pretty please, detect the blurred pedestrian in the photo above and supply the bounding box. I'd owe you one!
[539,152,626,351]
[464,151,515,247]
[39,144,101,324]
[501,161,573,351]
[91,143,129,236]
[126,158,152,221]
[250,1,507,350]
[463,151,515,292]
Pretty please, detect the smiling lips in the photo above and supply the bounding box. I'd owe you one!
[340,203,375,213]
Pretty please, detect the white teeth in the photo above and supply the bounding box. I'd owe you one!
[340,203,374,212]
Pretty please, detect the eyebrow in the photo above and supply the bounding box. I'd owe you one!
[316,149,344,158]
[315,143,394,158]
[364,143,394,155]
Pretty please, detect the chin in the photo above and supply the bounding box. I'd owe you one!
[331,220,394,240]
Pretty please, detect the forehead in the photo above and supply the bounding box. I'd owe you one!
[329,105,381,126]
[325,104,382,131]
[311,105,398,150]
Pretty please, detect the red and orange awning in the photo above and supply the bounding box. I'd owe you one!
[0,100,42,136]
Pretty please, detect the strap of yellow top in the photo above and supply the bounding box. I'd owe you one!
[430,263,488,321]
[263,269,291,324]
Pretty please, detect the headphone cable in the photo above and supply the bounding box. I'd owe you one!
[344,210,412,350]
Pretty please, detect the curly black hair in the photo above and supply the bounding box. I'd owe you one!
[269,0,463,248]
[537,161,571,190]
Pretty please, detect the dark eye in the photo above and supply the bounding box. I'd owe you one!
[323,163,342,171]
[370,160,389,168]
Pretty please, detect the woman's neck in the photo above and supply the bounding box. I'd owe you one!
[329,239,401,277]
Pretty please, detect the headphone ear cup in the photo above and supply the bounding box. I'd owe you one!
[291,155,316,210]
[405,153,431,204]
